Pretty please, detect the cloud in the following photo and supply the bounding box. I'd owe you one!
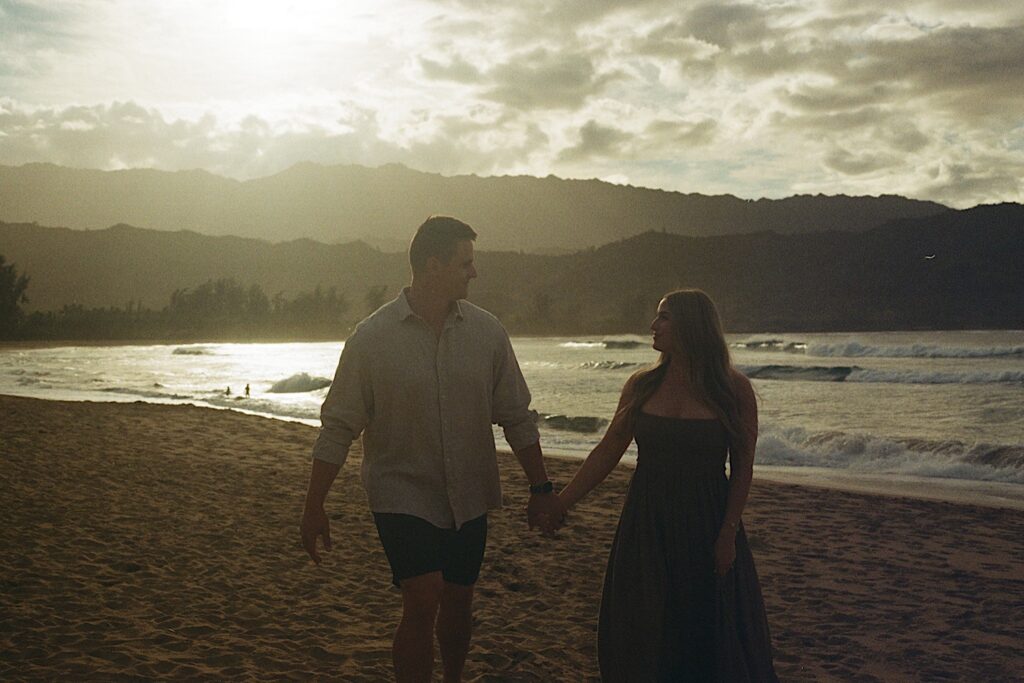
[487,51,608,109]
[1,1,1023,208]
[557,120,630,162]
[432,0,660,31]
[643,119,717,148]
[849,26,1024,111]
[917,159,1023,207]
[431,47,623,110]
[683,2,773,49]
[0,99,390,176]
[0,1,92,83]
[557,116,717,164]
[823,147,900,175]
[781,84,897,114]
[418,54,483,83]
[0,97,552,180]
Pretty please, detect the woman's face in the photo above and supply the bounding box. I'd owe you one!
[650,298,674,353]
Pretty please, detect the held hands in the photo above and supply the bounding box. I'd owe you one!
[526,490,567,534]
[300,503,332,564]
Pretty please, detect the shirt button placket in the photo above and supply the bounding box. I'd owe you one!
[437,329,457,518]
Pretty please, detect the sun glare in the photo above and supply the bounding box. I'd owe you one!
[217,1,315,41]
[145,0,401,121]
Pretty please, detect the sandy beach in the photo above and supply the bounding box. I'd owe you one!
[2,395,1022,681]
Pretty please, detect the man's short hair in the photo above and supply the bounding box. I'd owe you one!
[409,216,477,273]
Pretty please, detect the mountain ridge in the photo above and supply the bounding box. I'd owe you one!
[0,162,952,253]
[2,202,1020,333]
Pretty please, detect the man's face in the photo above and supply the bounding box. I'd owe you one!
[438,240,477,301]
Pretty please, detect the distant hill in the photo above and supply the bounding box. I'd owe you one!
[0,162,950,253]
[2,204,1020,333]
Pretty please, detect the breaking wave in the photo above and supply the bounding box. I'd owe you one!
[738,365,1024,385]
[756,426,1024,484]
[807,342,1024,359]
[733,339,1024,359]
[537,413,608,433]
[268,373,332,393]
[580,360,641,371]
[731,340,807,353]
[742,365,853,382]
[847,369,1024,384]
[562,340,647,350]
[172,346,214,355]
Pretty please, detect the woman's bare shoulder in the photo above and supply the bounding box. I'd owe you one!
[728,365,751,385]
[619,367,652,401]
[729,368,761,417]
[728,367,756,400]
[622,370,642,393]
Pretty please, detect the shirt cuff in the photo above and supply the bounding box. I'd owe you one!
[502,418,541,453]
[310,431,351,466]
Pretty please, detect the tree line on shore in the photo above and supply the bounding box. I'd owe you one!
[0,256,643,340]
[0,258,391,340]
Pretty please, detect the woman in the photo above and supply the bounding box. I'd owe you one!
[559,289,778,681]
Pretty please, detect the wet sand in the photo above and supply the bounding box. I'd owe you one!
[1,395,1022,681]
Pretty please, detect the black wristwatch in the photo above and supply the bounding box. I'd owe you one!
[529,481,554,495]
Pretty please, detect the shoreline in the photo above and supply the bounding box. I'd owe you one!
[544,454,1024,513]
[2,394,1023,680]
[3,389,1022,513]
[754,465,1024,512]
[3,326,1023,351]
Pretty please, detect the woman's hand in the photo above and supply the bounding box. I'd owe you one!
[714,530,737,577]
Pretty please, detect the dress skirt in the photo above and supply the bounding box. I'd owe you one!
[598,413,778,682]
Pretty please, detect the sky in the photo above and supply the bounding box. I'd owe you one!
[1,0,1022,208]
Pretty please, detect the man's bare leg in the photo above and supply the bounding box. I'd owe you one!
[394,572,444,683]
[437,582,474,683]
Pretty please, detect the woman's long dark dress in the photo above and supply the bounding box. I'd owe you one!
[598,413,778,682]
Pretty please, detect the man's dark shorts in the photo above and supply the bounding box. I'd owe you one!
[373,512,487,588]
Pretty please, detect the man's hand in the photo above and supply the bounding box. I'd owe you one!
[527,492,566,534]
[300,504,332,564]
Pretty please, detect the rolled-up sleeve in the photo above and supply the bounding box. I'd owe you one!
[491,330,539,452]
[311,330,373,466]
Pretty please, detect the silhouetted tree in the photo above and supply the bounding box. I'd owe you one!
[364,285,389,314]
[0,255,30,338]
[281,284,350,327]
[532,292,553,324]
[246,284,270,318]
[169,278,250,321]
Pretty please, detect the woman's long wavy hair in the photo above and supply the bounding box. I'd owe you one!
[622,289,746,450]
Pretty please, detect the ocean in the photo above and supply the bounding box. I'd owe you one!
[2,330,1022,499]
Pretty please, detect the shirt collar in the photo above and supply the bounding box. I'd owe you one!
[397,287,464,322]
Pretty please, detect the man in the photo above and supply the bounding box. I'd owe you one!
[300,216,565,683]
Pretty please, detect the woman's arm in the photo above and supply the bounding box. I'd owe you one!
[715,370,759,575]
[558,375,639,509]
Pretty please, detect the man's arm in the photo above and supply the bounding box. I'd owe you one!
[300,459,341,564]
[514,441,566,533]
[490,328,564,532]
[300,332,372,563]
